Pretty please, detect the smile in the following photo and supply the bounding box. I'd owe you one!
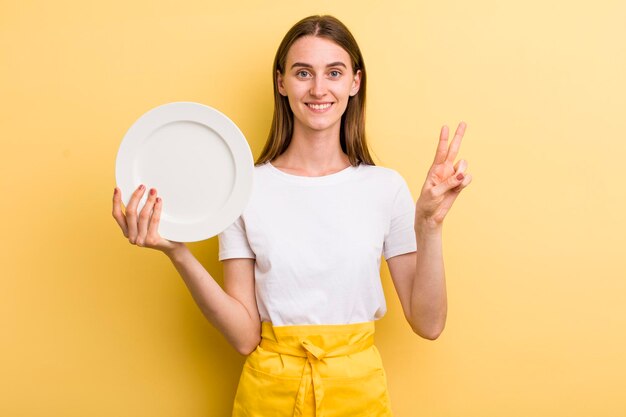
[307,103,333,111]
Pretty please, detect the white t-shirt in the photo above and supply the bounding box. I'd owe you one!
[218,161,417,326]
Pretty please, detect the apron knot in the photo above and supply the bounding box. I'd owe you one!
[302,339,327,360]
[258,326,375,417]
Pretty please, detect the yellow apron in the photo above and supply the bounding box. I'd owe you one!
[232,321,393,417]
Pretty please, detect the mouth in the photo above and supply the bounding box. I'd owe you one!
[306,103,333,112]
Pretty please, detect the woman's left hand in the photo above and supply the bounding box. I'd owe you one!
[415,122,472,231]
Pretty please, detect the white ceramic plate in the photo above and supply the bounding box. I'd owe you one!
[115,102,254,242]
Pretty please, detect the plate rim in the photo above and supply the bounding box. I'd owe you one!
[115,101,254,242]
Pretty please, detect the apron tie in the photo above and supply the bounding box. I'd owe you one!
[260,334,374,417]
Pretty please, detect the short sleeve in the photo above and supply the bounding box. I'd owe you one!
[218,215,256,261]
[383,175,417,260]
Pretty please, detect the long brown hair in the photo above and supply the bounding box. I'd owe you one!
[255,15,375,167]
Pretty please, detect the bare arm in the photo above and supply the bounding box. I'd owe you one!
[387,231,446,340]
[167,248,260,355]
[112,185,260,355]
[387,122,472,340]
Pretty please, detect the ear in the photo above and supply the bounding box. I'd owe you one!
[277,70,288,96]
[349,69,362,97]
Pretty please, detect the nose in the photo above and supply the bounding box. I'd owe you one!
[309,77,327,98]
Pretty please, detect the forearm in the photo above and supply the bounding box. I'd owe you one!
[410,222,448,339]
[165,246,260,354]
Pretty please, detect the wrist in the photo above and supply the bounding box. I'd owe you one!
[163,242,188,261]
[414,217,443,238]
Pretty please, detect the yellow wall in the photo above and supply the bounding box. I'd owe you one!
[2,0,625,415]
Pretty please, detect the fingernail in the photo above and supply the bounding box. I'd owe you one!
[139,184,145,190]
[456,173,465,181]
[113,188,117,195]
[156,197,161,203]
[150,188,156,196]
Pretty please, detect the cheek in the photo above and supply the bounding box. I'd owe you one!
[334,83,356,101]
[286,95,304,114]
[283,83,308,104]
[336,100,350,115]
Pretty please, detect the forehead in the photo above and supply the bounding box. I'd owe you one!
[285,36,352,67]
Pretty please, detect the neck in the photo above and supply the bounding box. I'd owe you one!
[271,123,350,177]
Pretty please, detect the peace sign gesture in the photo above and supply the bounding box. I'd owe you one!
[415,122,472,230]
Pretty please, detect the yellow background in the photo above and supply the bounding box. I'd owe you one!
[1,0,625,415]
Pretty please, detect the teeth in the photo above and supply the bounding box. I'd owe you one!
[308,103,332,110]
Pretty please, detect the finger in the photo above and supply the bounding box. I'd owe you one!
[457,174,473,191]
[452,172,473,193]
[136,188,158,246]
[112,187,129,238]
[126,184,146,244]
[453,159,468,175]
[432,172,466,197]
[146,196,163,247]
[433,125,449,164]
[446,121,467,164]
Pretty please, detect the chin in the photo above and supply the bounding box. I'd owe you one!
[302,117,341,132]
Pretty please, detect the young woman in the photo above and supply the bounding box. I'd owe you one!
[112,15,471,417]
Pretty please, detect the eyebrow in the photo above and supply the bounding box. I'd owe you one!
[290,61,348,70]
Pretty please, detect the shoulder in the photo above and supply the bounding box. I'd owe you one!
[253,162,272,174]
[356,163,408,186]
[251,162,276,183]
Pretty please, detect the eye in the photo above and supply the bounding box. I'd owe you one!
[296,70,311,78]
[329,70,342,78]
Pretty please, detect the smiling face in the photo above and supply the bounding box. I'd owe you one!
[277,36,361,137]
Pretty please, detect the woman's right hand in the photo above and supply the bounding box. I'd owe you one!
[112,185,185,255]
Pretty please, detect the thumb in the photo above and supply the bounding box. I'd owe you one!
[432,172,465,197]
